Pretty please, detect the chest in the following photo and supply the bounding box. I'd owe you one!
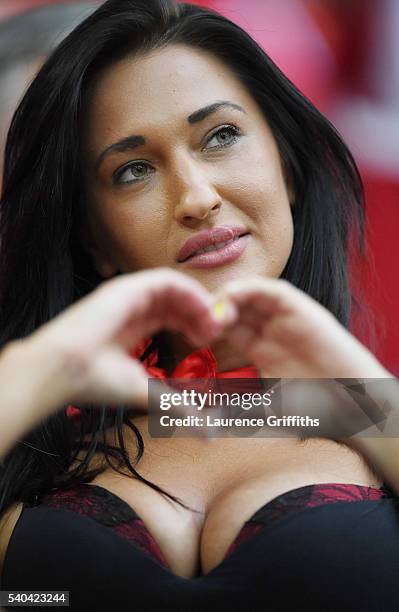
[87,434,381,579]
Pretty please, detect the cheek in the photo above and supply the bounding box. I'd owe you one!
[92,200,171,270]
[225,154,294,237]
[254,203,294,278]
[224,140,289,209]
[261,206,294,273]
[223,154,294,276]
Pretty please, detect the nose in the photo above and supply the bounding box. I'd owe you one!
[172,155,222,222]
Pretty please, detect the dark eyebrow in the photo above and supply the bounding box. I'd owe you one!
[95,100,245,173]
[95,135,145,173]
[187,100,246,124]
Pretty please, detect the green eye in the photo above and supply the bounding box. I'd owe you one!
[205,125,241,150]
[114,161,154,185]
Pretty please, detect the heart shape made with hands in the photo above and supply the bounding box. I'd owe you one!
[61,270,388,437]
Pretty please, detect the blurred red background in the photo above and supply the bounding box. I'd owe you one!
[1,0,398,374]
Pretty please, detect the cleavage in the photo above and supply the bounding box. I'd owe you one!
[78,434,381,578]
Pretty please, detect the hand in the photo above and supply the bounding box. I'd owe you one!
[25,268,234,409]
[216,277,390,379]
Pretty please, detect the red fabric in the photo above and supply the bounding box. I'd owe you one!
[66,340,260,419]
[128,338,260,379]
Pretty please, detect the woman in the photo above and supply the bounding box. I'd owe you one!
[0,0,398,609]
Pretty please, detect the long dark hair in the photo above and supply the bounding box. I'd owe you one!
[0,0,368,517]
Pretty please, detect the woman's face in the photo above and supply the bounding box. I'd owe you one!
[81,44,294,293]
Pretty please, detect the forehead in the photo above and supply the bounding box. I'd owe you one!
[83,44,262,145]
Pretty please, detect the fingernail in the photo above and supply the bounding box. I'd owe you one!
[212,300,227,320]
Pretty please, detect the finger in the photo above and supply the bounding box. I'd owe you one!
[49,268,223,353]
[162,295,239,347]
[225,323,295,376]
[147,274,238,340]
[69,350,196,416]
[226,324,257,349]
[113,287,220,350]
[219,277,308,317]
[103,269,231,348]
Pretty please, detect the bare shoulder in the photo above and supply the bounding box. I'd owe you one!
[0,503,24,574]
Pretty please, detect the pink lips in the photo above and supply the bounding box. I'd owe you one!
[177,225,249,269]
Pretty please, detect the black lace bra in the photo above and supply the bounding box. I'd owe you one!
[2,481,398,611]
